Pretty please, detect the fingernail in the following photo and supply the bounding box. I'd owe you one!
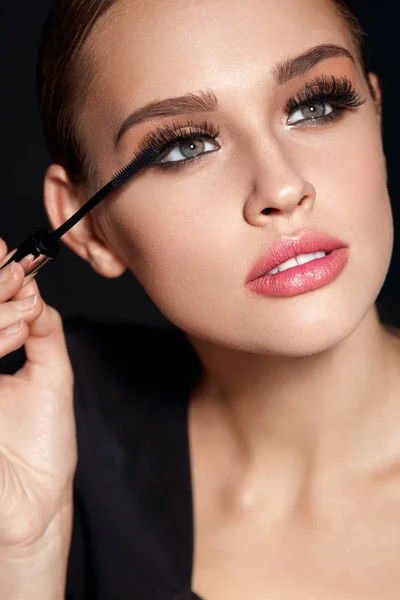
[5,320,24,335]
[0,263,14,283]
[19,255,35,273]
[14,294,38,311]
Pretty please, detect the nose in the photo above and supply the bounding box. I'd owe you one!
[243,140,316,226]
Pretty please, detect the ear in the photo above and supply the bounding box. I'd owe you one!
[43,164,127,278]
[367,72,383,122]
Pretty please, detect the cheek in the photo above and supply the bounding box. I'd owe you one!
[318,113,393,295]
[104,166,250,326]
[116,176,244,292]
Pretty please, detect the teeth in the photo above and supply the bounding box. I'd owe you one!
[267,251,327,275]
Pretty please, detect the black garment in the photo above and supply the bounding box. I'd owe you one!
[0,318,204,600]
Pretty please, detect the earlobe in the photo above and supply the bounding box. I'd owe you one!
[85,237,128,278]
[43,164,128,279]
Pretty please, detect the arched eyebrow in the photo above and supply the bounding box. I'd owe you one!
[115,43,355,147]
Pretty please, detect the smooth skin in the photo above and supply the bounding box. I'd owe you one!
[43,0,400,597]
[2,0,400,598]
[0,241,76,598]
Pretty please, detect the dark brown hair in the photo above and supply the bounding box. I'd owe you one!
[36,0,372,184]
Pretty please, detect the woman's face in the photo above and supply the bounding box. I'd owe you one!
[76,0,392,355]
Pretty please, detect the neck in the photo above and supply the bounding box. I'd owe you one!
[186,306,400,505]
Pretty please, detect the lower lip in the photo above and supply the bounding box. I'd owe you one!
[246,247,350,298]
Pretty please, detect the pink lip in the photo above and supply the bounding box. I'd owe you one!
[246,247,350,297]
[245,229,348,283]
[246,230,348,283]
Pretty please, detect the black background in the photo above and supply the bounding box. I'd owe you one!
[0,1,398,328]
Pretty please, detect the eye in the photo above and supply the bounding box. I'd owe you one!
[159,137,219,164]
[287,100,334,125]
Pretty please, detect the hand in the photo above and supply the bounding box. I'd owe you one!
[0,238,76,550]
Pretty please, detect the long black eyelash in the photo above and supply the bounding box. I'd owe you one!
[137,119,221,164]
[285,74,367,115]
[135,76,366,171]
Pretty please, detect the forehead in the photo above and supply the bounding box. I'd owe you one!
[85,0,353,120]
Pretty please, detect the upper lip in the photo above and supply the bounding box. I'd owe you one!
[245,229,348,283]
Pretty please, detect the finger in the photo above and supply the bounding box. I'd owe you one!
[0,238,8,260]
[0,319,26,357]
[0,263,26,303]
[0,241,19,269]
[10,267,41,303]
[14,278,73,389]
[0,245,72,384]
[0,265,44,358]
[0,294,41,330]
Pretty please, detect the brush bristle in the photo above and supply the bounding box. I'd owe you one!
[112,147,161,189]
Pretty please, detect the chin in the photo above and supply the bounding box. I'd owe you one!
[183,296,378,358]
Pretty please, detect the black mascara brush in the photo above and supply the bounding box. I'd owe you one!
[0,147,162,282]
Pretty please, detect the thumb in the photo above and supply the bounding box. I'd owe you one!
[11,266,73,388]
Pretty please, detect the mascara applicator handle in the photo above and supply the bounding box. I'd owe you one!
[0,229,59,285]
[0,147,162,286]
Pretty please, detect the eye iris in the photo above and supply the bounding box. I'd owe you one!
[302,101,326,119]
[180,138,205,158]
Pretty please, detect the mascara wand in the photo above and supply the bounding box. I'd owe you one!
[0,147,161,283]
